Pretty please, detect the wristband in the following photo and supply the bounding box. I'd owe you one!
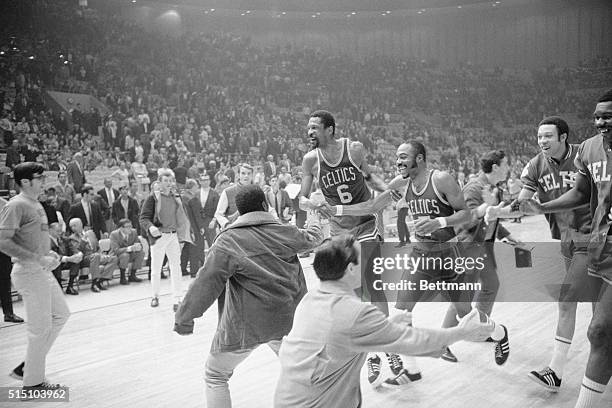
[438,217,448,228]
[335,205,344,216]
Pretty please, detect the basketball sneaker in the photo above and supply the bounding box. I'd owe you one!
[494,325,510,365]
[21,382,64,401]
[386,353,405,376]
[382,369,422,388]
[367,355,384,388]
[527,367,561,391]
[441,347,458,363]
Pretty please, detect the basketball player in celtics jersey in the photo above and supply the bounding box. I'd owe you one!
[328,141,511,384]
[519,90,612,408]
[299,110,405,388]
[495,116,598,392]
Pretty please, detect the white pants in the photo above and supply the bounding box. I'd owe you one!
[12,263,70,386]
[150,233,182,302]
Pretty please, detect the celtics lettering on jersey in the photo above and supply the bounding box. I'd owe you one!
[316,138,374,232]
[586,161,612,183]
[319,167,358,203]
[407,198,441,215]
[537,170,577,192]
[404,170,456,243]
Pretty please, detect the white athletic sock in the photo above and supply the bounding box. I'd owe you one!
[490,321,505,341]
[402,312,420,373]
[548,336,571,377]
[574,376,606,408]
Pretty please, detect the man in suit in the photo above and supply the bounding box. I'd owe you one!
[66,152,86,194]
[185,174,219,277]
[110,219,144,285]
[49,222,80,287]
[263,154,277,181]
[65,218,104,294]
[68,185,107,240]
[266,177,292,223]
[112,185,141,235]
[53,171,76,204]
[98,178,120,231]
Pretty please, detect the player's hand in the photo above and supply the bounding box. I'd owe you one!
[485,202,521,223]
[317,202,336,219]
[415,217,443,235]
[390,190,403,201]
[518,199,544,215]
[457,308,494,342]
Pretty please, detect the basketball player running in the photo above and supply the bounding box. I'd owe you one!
[299,110,403,388]
[493,116,598,391]
[329,141,511,383]
[519,90,612,408]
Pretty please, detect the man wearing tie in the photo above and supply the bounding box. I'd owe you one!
[110,219,144,285]
[98,178,119,231]
[66,152,86,194]
[185,174,219,277]
[68,185,106,240]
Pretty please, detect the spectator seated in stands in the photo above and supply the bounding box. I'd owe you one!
[49,222,82,287]
[109,218,144,285]
[66,218,109,294]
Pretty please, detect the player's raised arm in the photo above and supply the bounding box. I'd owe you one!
[351,141,388,192]
[299,152,319,211]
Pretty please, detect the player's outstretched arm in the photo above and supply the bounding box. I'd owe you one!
[324,190,395,218]
[351,141,387,192]
[520,172,590,215]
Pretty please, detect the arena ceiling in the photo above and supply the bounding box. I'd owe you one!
[139,0,499,12]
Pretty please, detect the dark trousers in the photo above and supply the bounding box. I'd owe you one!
[181,243,193,275]
[397,207,409,243]
[0,252,14,316]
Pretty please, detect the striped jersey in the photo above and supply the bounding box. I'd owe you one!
[521,143,591,239]
[404,170,456,242]
[317,138,375,232]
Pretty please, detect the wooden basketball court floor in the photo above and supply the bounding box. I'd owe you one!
[1,215,611,408]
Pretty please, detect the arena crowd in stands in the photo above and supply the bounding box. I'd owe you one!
[1,0,610,193]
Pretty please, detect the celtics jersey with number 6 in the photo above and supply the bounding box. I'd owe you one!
[317,138,379,240]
